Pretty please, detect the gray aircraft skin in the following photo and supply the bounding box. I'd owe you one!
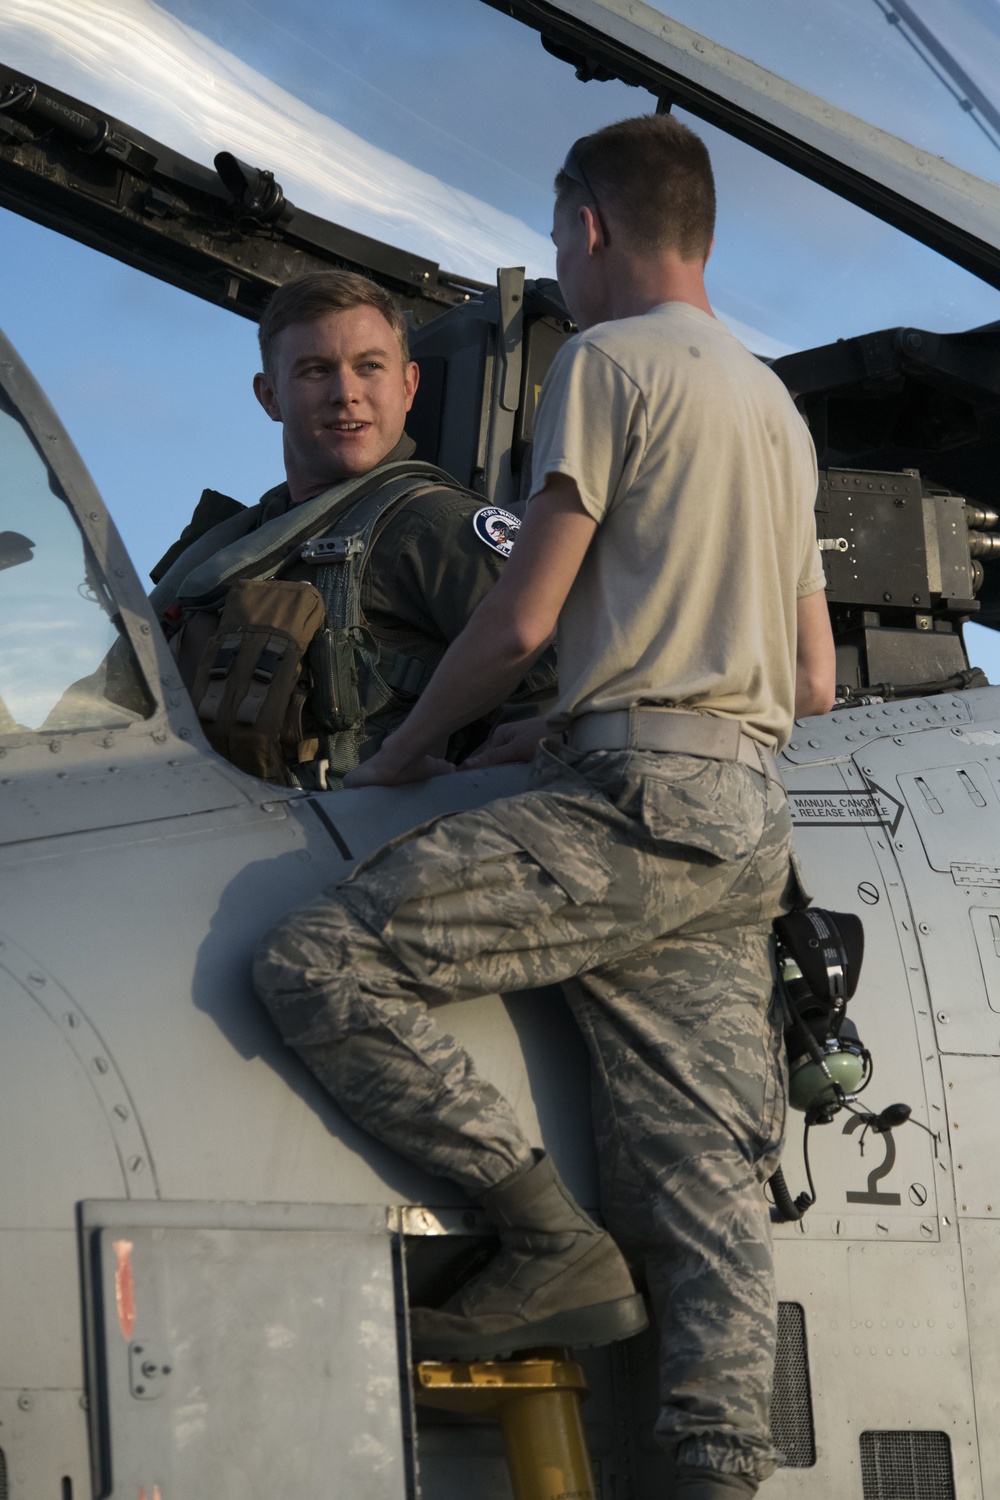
[4,4,1000,1499]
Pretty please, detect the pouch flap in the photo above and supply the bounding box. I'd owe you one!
[487,793,612,905]
[219,578,326,638]
[640,767,762,863]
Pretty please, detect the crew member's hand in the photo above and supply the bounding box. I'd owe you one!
[463,716,549,769]
[343,736,456,788]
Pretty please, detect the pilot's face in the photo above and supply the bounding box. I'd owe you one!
[254,305,419,501]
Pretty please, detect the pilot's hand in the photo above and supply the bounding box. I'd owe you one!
[463,717,549,769]
[343,738,456,788]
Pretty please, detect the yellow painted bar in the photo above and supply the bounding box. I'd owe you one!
[414,1354,596,1500]
[498,1385,595,1500]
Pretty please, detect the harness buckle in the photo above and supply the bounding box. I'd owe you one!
[300,536,366,563]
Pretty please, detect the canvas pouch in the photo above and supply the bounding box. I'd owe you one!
[190,578,326,782]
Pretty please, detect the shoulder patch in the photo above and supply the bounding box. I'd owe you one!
[472,506,520,557]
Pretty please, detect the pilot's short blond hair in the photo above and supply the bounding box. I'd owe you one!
[258,270,410,374]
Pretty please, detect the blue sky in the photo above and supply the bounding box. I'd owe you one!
[2,0,1000,673]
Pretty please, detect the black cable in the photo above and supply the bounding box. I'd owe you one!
[768,1128,819,1223]
[768,1166,805,1222]
[0,83,32,113]
[840,670,985,704]
[801,1124,817,1209]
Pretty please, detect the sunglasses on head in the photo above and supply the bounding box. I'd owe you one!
[561,145,611,247]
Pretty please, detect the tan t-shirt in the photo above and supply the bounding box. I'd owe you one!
[529,302,824,749]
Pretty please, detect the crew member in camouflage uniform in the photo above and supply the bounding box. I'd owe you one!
[254,116,835,1499]
[150,271,552,786]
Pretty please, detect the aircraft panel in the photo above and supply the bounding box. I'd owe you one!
[0,762,606,1209]
[959,1218,1000,1498]
[0,1387,90,1500]
[81,1201,410,1500]
[0,1231,84,1388]
[777,760,948,1246]
[0,961,131,1223]
[897,762,1000,873]
[771,1239,978,1499]
[0,761,245,846]
[748,695,974,771]
[859,716,1000,1055]
[938,1056,1000,1218]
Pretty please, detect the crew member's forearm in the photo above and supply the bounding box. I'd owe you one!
[382,594,552,761]
[794,663,836,718]
[349,477,596,785]
[794,587,837,717]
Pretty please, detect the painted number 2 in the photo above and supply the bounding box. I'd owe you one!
[843,1115,901,1205]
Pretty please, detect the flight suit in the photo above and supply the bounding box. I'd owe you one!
[154,435,554,784]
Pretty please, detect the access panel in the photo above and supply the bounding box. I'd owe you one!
[81,1201,411,1500]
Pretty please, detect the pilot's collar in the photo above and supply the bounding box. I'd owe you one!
[257,432,418,524]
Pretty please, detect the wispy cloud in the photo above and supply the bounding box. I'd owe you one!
[1,0,555,282]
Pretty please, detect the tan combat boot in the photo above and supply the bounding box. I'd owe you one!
[409,1151,648,1360]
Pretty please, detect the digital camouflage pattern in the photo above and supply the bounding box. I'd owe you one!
[254,738,805,1481]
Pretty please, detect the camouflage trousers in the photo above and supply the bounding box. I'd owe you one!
[254,739,802,1482]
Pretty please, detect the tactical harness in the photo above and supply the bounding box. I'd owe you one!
[300,472,450,780]
[161,461,463,785]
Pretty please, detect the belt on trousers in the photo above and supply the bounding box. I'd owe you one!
[564,708,782,784]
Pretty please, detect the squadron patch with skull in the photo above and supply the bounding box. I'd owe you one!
[472,506,520,557]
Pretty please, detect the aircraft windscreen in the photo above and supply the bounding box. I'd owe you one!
[645,0,1000,191]
[0,394,153,733]
[2,0,997,359]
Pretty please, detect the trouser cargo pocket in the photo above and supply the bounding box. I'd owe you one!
[337,793,614,988]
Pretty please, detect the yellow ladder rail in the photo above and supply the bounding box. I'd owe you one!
[414,1351,596,1500]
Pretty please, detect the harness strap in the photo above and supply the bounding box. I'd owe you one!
[307,475,434,628]
[385,652,435,697]
[197,631,242,721]
[174,460,455,609]
[236,633,289,725]
[297,477,449,773]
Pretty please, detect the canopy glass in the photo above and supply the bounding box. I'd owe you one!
[646,0,1000,189]
[2,0,997,356]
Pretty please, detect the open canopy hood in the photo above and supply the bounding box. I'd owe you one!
[0,59,485,327]
[2,0,1000,326]
[486,0,1000,287]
